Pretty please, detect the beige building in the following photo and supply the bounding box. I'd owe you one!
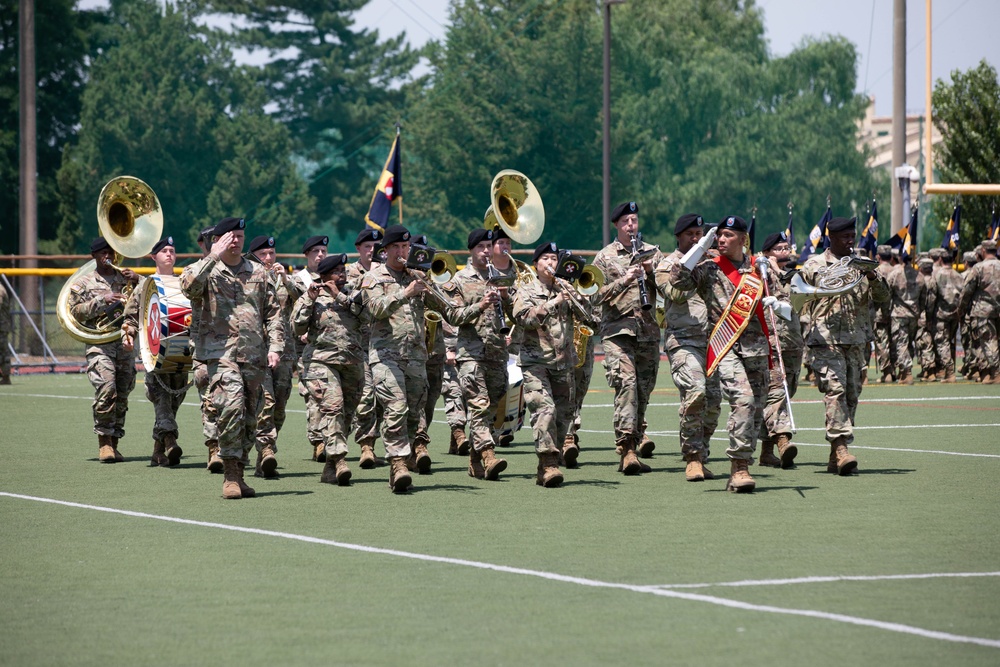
[858,96,942,175]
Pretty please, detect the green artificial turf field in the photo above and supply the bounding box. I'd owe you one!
[1,370,999,666]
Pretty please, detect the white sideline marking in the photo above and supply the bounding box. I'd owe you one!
[583,395,1000,409]
[2,491,999,650]
[652,572,1000,589]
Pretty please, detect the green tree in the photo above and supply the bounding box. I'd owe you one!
[56,0,315,255]
[930,59,1000,249]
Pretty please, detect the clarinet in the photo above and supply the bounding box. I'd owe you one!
[630,233,653,311]
[485,259,512,335]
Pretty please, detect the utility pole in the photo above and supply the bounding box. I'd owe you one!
[891,0,907,235]
[19,0,39,353]
[602,0,625,248]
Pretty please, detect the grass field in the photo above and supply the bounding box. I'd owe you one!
[1,369,999,666]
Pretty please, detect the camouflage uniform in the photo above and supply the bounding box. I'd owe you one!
[511,277,576,454]
[424,311,446,439]
[915,263,937,376]
[928,261,963,379]
[667,255,769,462]
[654,250,721,462]
[593,239,664,452]
[959,253,1000,380]
[440,322,467,432]
[0,281,11,383]
[67,271,137,438]
[255,270,297,453]
[180,256,284,460]
[292,282,366,457]
[760,268,803,441]
[569,300,598,445]
[886,263,925,380]
[289,269,323,449]
[347,260,384,447]
[799,249,890,445]
[442,264,513,452]
[872,260,896,379]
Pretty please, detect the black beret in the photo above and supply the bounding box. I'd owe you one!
[213,217,245,236]
[826,216,856,233]
[532,241,559,264]
[411,234,428,246]
[354,228,383,246]
[674,213,704,235]
[382,224,410,246]
[491,225,510,242]
[90,237,111,253]
[248,235,274,253]
[151,236,175,255]
[317,253,348,275]
[611,201,639,223]
[197,226,216,243]
[467,228,496,249]
[302,235,329,253]
[719,215,748,232]
[761,232,788,252]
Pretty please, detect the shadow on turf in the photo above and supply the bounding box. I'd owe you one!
[703,484,819,495]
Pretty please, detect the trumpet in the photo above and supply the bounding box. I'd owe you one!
[408,269,457,308]
[554,276,594,323]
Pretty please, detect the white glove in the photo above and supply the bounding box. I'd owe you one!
[681,226,717,271]
[762,296,792,321]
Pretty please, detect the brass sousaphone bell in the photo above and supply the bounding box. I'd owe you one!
[483,170,545,246]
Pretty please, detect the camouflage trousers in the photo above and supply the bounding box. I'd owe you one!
[192,361,217,444]
[457,359,507,452]
[301,360,364,457]
[86,345,136,437]
[715,352,767,461]
[253,367,279,453]
[891,317,918,376]
[570,346,595,438]
[521,364,574,454]
[441,362,467,429]
[973,316,1000,375]
[810,343,866,445]
[666,345,721,460]
[0,330,10,380]
[961,317,983,376]
[144,371,189,440]
[872,320,894,376]
[933,318,959,376]
[268,359,294,434]
[205,359,265,459]
[425,360,444,434]
[760,345,803,440]
[354,359,384,444]
[916,322,937,374]
[372,358,429,459]
[602,335,660,448]
[298,358,322,446]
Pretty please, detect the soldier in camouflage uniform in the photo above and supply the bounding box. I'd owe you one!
[593,201,664,475]
[872,246,896,382]
[361,224,452,493]
[191,226,223,472]
[886,252,926,384]
[348,228,387,468]
[512,242,583,487]
[67,238,139,462]
[248,234,296,477]
[666,216,771,492]
[799,217,890,475]
[441,228,513,480]
[180,217,284,500]
[121,237,187,467]
[959,240,1000,383]
[928,248,963,382]
[441,321,470,454]
[915,257,938,379]
[960,251,983,380]
[490,228,525,448]
[654,214,722,482]
[292,253,366,486]
[566,290,598,461]
[0,278,11,385]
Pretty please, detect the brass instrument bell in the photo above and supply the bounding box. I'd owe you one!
[488,170,544,245]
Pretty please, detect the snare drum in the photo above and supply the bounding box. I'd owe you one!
[494,354,526,436]
[139,274,193,374]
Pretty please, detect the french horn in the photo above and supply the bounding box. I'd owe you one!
[789,255,879,313]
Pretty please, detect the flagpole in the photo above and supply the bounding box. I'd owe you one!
[395,121,402,226]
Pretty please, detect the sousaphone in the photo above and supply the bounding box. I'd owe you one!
[483,170,544,245]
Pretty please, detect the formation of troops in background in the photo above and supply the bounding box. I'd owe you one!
[7,204,998,497]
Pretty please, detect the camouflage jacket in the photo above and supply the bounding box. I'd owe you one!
[654,249,709,351]
[511,277,576,371]
[928,266,963,321]
[665,253,769,358]
[960,257,1000,319]
[593,238,664,343]
[0,282,10,336]
[180,255,284,365]
[361,264,452,364]
[441,264,513,364]
[886,264,925,319]
[872,261,895,324]
[765,262,803,353]
[799,249,890,347]
[346,260,380,345]
[291,282,366,367]
[67,269,136,356]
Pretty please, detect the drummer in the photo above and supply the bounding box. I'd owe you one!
[123,236,189,467]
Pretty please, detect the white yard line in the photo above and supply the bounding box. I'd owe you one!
[1,491,998,650]
[651,572,1000,589]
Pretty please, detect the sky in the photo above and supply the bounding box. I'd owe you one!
[352,0,1000,116]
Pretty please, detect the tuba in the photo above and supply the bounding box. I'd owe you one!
[483,170,544,245]
[789,255,879,313]
[57,176,164,344]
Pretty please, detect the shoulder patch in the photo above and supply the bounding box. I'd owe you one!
[70,283,82,294]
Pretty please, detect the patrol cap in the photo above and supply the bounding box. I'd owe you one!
[611,201,639,223]
[90,237,111,253]
[826,216,856,233]
[963,251,978,264]
[151,237,175,255]
[532,241,559,263]
[718,215,748,232]
[918,257,933,269]
[316,253,348,275]
[248,235,274,253]
[674,213,704,236]
[890,248,901,258]
[983,240,998,252]
[354,228,383,246]
[468,228,496,249]
[928,247,947,261]
[761,232,788,252]
[381,224,410,246]
[302,235,329,254]
[876,244,892,258]
[213,217,245,236]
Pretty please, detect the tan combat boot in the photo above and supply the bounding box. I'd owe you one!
[206,440,224,474]
[321,453,351,486]
[701,457,715,480]
[358,438,385,469]
[388,456,412,493]
[413,442,432,474]
[898,370,914,385]
[684,455,705,482]
[830,437,858,476]
[536,452,564,488]
[222,459,243,499]
[149,439,168,467]
[449,427,468,456]
[163,434,182,467]
[758,437,781,467]
[98,435,117,463]
[619,441,642,476]
[235,460,256,497]
[562,434,580,469]
[775,434,798,469]
[255,445,278,478]
[110,437,125,462]
[468,448,485,479]
[638,434,656,458]
[498,433,513,448]
[726,459,756,493]
[481,447,507,481]
[312,441,326,463]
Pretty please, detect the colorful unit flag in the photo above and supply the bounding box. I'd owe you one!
[364,132,402,233]
[889,206,919,263]
[989,205,999,243]
[857,199,880,258]
[797,205,832,264]
[941,204,961,252]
